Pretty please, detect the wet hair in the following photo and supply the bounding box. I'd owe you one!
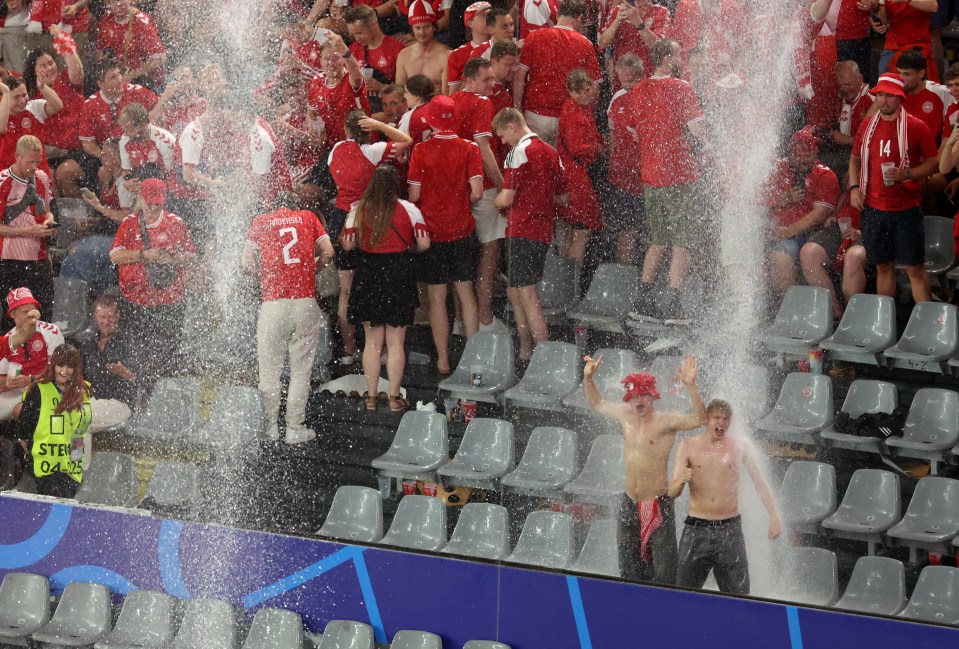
[491,106,525,131]
[650,39,679,69]
[615,52,644,76]
[24,45,58,97]
[16,135,42,154]
[344,109,372,144]
[558,0,586,19]
[380,83,404,98]
[486,7,508,28]
[490,40,519,60]
[345,4,377,24]
[897,48,928,73]
[706,399,733,417]
[354,165,401,249]
[404,74,435,102]
[567,68,592,93]
[92,294,119,311]
[946,62,959,83]
[119,102,150,126]
[93,55,122,82]
[39,344,89,414]
[463,57,491,80]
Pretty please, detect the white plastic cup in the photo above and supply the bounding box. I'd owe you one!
[881,162,896,186]
[837,217,852,235]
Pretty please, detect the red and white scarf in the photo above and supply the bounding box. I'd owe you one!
[638,499,664,563]
[858,109,909,197]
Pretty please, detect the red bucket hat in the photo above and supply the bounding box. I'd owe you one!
[464,1,491,26]
[621,373,661,402]
[870,73,906,99]
[6,287,40,315]
[403,0,440,25]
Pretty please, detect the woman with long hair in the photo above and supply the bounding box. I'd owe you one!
[16,344,92,498]
[342,165,429,412]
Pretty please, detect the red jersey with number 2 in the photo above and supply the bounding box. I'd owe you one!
[246,208,329,302]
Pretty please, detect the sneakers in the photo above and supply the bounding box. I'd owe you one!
[338,354,356,366]
[661,288,691,326]
[479,316,509,334]
[285,426,316,445]
[266,423,280,441]
[628,283,661,322]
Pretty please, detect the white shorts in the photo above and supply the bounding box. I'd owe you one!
[472,189,507,244]
[523,111,559,148]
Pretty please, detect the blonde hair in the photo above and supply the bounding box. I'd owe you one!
[16,135,42,155]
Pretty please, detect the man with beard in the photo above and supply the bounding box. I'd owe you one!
[395,0,451,94]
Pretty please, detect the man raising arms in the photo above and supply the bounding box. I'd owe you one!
[396,0,452,94]
[583,353,707,585]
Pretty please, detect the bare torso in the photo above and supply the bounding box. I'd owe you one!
[396,41,450,88]
[621,409,679,502]
[684,435,743,520]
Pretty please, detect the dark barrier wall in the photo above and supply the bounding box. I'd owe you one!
[0,494,956,648]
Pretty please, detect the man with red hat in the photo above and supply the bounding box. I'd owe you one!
[0,286,61,419]
[447,2,492,94]
[583,353,707,585]
[849,71,939,304]
[395,0,452,93]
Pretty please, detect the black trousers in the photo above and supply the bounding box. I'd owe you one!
[119,297,185,382]
[676,515,750,595]
[618,494,678,585]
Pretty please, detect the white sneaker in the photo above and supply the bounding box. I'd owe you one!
[266,424,280,441]
[285,426,316,445]
[452,319,465,336]
[479,317,509,334]
[338,354,356,365]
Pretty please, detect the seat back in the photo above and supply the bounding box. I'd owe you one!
[900,477,959,531]
[894,303,959,359]
[719,362,773,423]
[589,348,636,400]
[139,461,200,513]
[384,412,449,466]
[512,427,578,484]
[648,356,693,412]
[451,418,514,476]
[783,548,838,606]
[317,486,384,543]
[768,373,833,428]
[49,581,111,631]
[836,557,906,614]
[779,461,837,525]
[198,386,265,450]
[571,519,619,577]
[390,630,443,649]
[318,620,374,649]
[133,377,201,440]
[455,332,515,385]
[841,380,898,418]
[76,451,139,507]
[901,388,959,446]
[770,286,833,342]
[578,264,639,316]
[901,566,959,623]
[241,608,303,649]
[443,503,510,560]
[515,341,580,395]
[833,469,901,529]
[573,435,625,488]
[463,642,512,649]
[0,572,50,632]
[111,590,175,645]
[508,511,575,569]
[52,276,90,334]
[924,215,956,271]
[828,294,897,351]
[382,495,447,550]
[537,251,579,311]
[172,598,236,649]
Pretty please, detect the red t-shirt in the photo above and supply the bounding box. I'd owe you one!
[607,88,643,195]
[835,0,870,40]
[503,132,565,243]
[328,139,397,211]
[902,88,944,144]
[885,3,932,47]
[344,199,429,253]
[603,4,671,73]
[519,26,602,118]
[95,10,166,86]
[854,112,938,211]
[0,102,49,175]
[672,0,742,66]
[519,0,558,39]
[245,208,329,302]
[79,85,159,145]
[625,76,703,187]
[557,99,602,230]
[119,125,176,176]
[350,36,407,83]
[451,90,495,189]
[0,322,63,377]
[407,131,483,242]
[399,104,432,145]
[839,86,874,139]
[943,103,959,139]
[307,74,370,146]
[43,69,85,150]
[447,41,492,87]
[768,160,840,228]
[488,80,513,167]
[110,211,197,307]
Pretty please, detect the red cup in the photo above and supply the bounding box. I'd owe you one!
[581,504,597,525]
[550,499,565,512]
[402,480,417,496]
[567,502,583,521]
[422,482,438,497]
[462,400,477,423]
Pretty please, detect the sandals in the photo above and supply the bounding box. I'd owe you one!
[389,395,410,412]
[363,392,378,411]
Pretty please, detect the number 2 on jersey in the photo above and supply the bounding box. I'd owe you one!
[280,227,301,265]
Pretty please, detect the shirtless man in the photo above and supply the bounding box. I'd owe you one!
[583,353,707,585]
[668,399,781,595]
[395,0,451,95]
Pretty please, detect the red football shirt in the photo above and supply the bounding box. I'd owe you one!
[488,80,513,166]
[943,103,959,139]
[557,99,602,230]
[835,0,870,40]
[95,10,166,86]
[839,85,874,138]
[607,88,643,194]
[885,3,932,47]
[328,139,397,211]
[447,41,492,87]
[854,112,938,211]
[344,199,429,253]
[307,73,370,146]
[603,4,671,73]
[519,26,602,118]
[350,36,406,83]
[519,0,558,39]
[0,321,63,377]
[110,211,197,307]
[768,160,840,228]
[408,132,483,242]
[451,90,495,189]
[0,101,49,174]
[399,104,432,144]
[78,85,159,145]
[503,132,565,243]
[902,88,944,144]
[246,208,329,302]
[0,168,53,261]
[119,125,176,175]
[42,69,84,150]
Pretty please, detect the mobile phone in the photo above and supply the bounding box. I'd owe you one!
[80,187,96,200]
[46,221,61,228]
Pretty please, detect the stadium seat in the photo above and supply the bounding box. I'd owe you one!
[463,642,512,649]
[760,286,833,356]
[883,303,959,374]
[822,469,901,556]
[563,434,625,507]
[899,566,959,625]
[316,486,384,543]
[778,461,837,533]
[887,477,959,563]
[713,362,774,424]
[834,556,906,616]
[129,377,201,443]
[819,294,897,365]
[32,581,112,647]
[567,263,639,332]
[75,451,139,508]
[921,215,956,284]
[390,630,443,649]
[442,503,510,560]
[438,332,517,404]
[649,355,692,413]
[506,510,575,570]
[138,461,201,518]
[194,385,266,456]
[885,388,959,474]
[438,418,514,490]
[570,518,620,578]
[0,572,50,643]
[52,276,90,338]
[381,495,447,551]
[170,598,236,649]
[371,411,449,482]
[504,341,580,412]
[500,427,578,497]
[755,373,833,445]
[317,620,374,649]
[562,348,637,414]
[94,590,175,649]
[820,380,899,453]
[537,249,580,316]
[777,547,839,607]
[241,607,303,649]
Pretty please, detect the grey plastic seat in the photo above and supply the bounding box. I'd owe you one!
[371,411,449,481]
[822,469,901,555]
[756,373,833,445]
[75,451,139,508]
[506,510,575,569]
[820,294,897,365]
[567,263,639,332]
[563,434,625,506]
[714,362,773,424]
[390,630,443,649]
[899,566,959,624]
[570,519,619,577]
[439,332,517,403]
[317,620,374,649]
[537,250,580,315]
[94,590,175,649]
[438,418,514,489]
[0,572,50,642]
[171,598,236,649]
[381,495,447,551]
[316,486,384,543]
[504,341,580,412]
[463,642,512,649]
[501,427,578,497]
[834,556,906,616]
[129,377,201,442]
[32,581,112,647]
[778,548,839,606]
[885,388,959,473]
[922,215,956,280]
[760,286,833,355]
[887,477,959,562]
[562,348,637,414]
[241,607,303,649]
[442,503,510,560]
[52,276,90,338]
[194,385,265,455]
[138,461,201,517]
[820,380,899,453]
[778,461,837,532]
[884,302,959,374]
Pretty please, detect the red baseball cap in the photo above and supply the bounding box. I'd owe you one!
[464,1,491,26]
[870,72,906,99]
[139,178,168,206]
[426,95,456,131]
[621,373,661,402]
[6,287,40,315]
[404,0,439,25]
